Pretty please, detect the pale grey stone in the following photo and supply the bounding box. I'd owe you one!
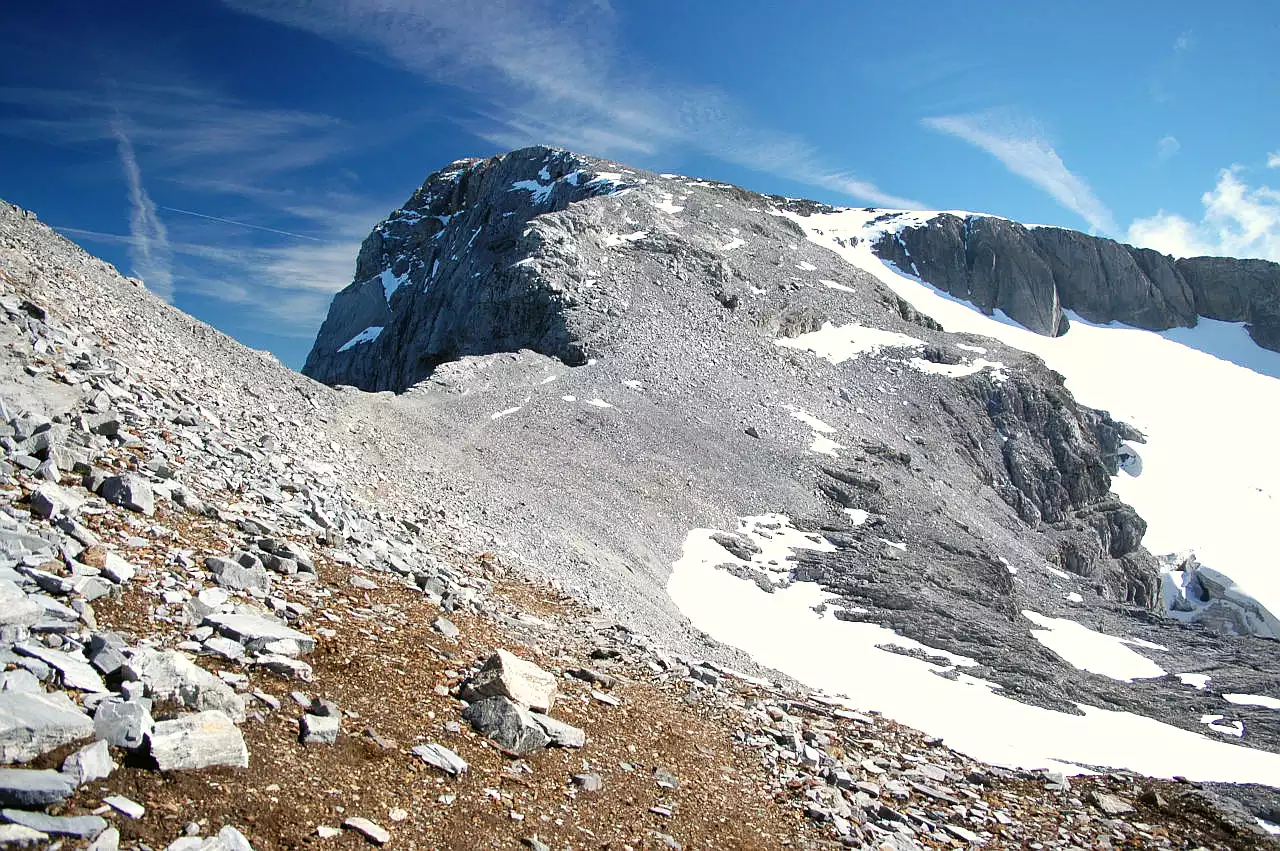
[0,768,76,806]
[0,583,39,629]
[103,794,145,819]
[14,642,106,692]
[124,648,245,722]
[61,740,115,785]
[204,558,271,595]
[410,743,467,775]
[0,808,108,839]
[300,713,339,745]
[99,474,154,516]
[342,817,389,845]
[0,690,93,763]
[100,553,136,584]
[87,826,120,851]
[0,823,47,847]
[29,483,82,519]
[529,712,585,748]
[94,698,153,749]
[148,711,248,771]
[202,613,315,655]
[462,649,557,711]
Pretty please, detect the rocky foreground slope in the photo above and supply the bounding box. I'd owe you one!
[2,163,1279,849]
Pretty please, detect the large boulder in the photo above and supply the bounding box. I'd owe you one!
[148,711,248,771]
[461,649,557,711]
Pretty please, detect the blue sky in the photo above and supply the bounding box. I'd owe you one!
[2,0,1278,368]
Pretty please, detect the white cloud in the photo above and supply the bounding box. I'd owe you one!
[1156,135,1180,163]
[109,119,174,300]
[1174,31,1194,52]
[221,0,918,207]
[923,112,1117,235]
[1268,151,1280,169]
[1127,167,1280,261]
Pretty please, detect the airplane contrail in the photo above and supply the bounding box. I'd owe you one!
[160,206,322,241]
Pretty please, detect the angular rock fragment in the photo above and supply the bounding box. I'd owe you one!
[462,649,557,711]
[148,711,248,771]
[0,582,40,629]
[29,483,82,519]
[94,698,153,749]
[0,823,48,847]
[343,817,389,845]
[15,643,106,692]
[202,613,316,655]
[0,768,76,807]
[103,795,145,819]
[462,696,550,755]
[300,713,340,745]
[529,712,585,748]
[0,690,94,763]
[99,474,155,516]
[411,743,468,775]
[88,826,120,851]
[62,740,115,785]
[124,648,246,721]
[204,557,271,595]
[0,809,108,839]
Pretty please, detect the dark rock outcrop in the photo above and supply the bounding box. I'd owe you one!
[872,214,1280,351]
[303,148,635,390]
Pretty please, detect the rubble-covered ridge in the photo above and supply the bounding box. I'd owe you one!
[1,199,1279,850]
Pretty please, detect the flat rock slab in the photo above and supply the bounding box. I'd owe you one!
[410,743,467,775]
[202,613,315,655]
[1,808,108,839]
[149,711,248,771]
[0,823,48,847]
[462,649,557,711]
[343,817,389,845]
[0,690,93,764]
[15,643,106,693]
[0,768,76,807]
[530,711,586,748]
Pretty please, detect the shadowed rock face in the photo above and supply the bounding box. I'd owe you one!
[872,214,1280,350]
[303,147,631,390]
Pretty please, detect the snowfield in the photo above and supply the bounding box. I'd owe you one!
[788,207,1280,620]
[667,515,1280,783]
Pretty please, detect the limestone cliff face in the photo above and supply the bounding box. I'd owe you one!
[303,147,632,391]
[871,214,1280,350]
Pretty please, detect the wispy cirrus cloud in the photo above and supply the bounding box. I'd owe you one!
[108,118,173,300]
[221,0,919,207]
[923,112,1118,235]
[1,80,380,335]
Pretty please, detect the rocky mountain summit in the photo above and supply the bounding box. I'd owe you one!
[302,146,1280,753]
[4,140,1280,850]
